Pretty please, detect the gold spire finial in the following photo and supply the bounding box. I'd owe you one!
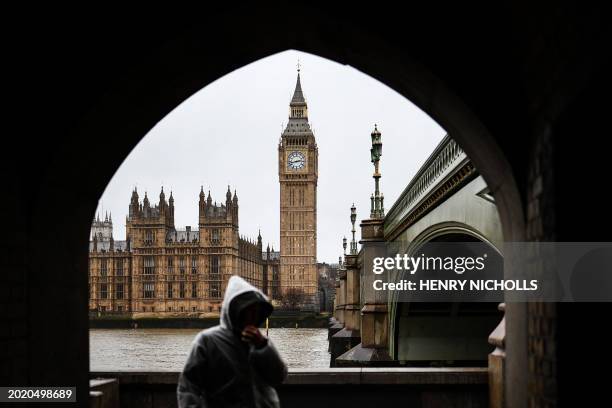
[297,58,301,73]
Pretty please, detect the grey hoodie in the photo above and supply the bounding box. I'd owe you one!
[177,276,288,408]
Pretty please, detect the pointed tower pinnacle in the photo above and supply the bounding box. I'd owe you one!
[131,188,139,204]
[291,71,306,106]
[289,62,308,119]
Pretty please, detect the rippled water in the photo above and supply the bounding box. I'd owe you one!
[90,328,329,371]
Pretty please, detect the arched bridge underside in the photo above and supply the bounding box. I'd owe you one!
[383,136,504,363]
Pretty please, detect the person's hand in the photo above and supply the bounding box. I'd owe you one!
[241,325,268,349]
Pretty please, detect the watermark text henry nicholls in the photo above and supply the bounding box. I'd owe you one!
[364,242,612,302]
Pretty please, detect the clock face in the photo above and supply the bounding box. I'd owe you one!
[287,151,305,170]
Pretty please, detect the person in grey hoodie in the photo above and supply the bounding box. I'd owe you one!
[177,275,288,408]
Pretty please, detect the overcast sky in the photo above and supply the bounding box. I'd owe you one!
[95,50,446,263]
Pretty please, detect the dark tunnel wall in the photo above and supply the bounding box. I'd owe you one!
[2,3,610,407]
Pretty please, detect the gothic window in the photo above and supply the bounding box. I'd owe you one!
[115,259,123,276]
[179,282,185,298]
[143,256,155,275]
[100,283,108,299]
[145,230,154,245]
[191,256,198,274]
[167,257,174,274]
[211,229,220,245]
[100,259,108,280]
[143,282,155,298]
[192,282,197,298]
[179,257,186,274]
[116,283,124,299]
[167,282,173,299]
[209,256,221,298]
[210,256,220,275]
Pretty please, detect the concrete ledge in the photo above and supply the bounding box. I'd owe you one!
[91,369,488,408]
[89,377,120,408]
[336,343,395,366]
[92,372,179,385]
[91,367,487,385]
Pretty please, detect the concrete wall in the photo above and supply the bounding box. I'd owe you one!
[91,369,488,408]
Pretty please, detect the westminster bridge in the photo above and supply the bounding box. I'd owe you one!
[328,134,506,406]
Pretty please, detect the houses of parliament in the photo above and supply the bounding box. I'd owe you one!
[88,70,320,316]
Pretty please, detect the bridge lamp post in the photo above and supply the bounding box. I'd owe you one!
[370,124,384,218]
[350,204,357,255]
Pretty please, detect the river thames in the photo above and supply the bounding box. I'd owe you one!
[90,328,329,371]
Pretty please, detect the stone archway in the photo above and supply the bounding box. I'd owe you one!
[29,5,528,405]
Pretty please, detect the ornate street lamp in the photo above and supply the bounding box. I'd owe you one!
[350,204,357,255]
[370,124,384,218]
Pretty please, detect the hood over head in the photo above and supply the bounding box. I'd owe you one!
[220,275,273,333]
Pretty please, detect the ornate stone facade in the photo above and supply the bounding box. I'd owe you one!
[88,187,279,316]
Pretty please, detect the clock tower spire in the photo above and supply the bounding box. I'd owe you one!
[289,66,308,119]
[278,65,318,311]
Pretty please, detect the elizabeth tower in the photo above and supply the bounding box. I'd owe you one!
[278,68,318,310]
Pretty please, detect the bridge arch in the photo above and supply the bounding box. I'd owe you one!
[405,221,503,256]
[389,228,503,363]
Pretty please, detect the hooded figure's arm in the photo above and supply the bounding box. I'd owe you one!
[250,338,289,386]
[177,335,209,408]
